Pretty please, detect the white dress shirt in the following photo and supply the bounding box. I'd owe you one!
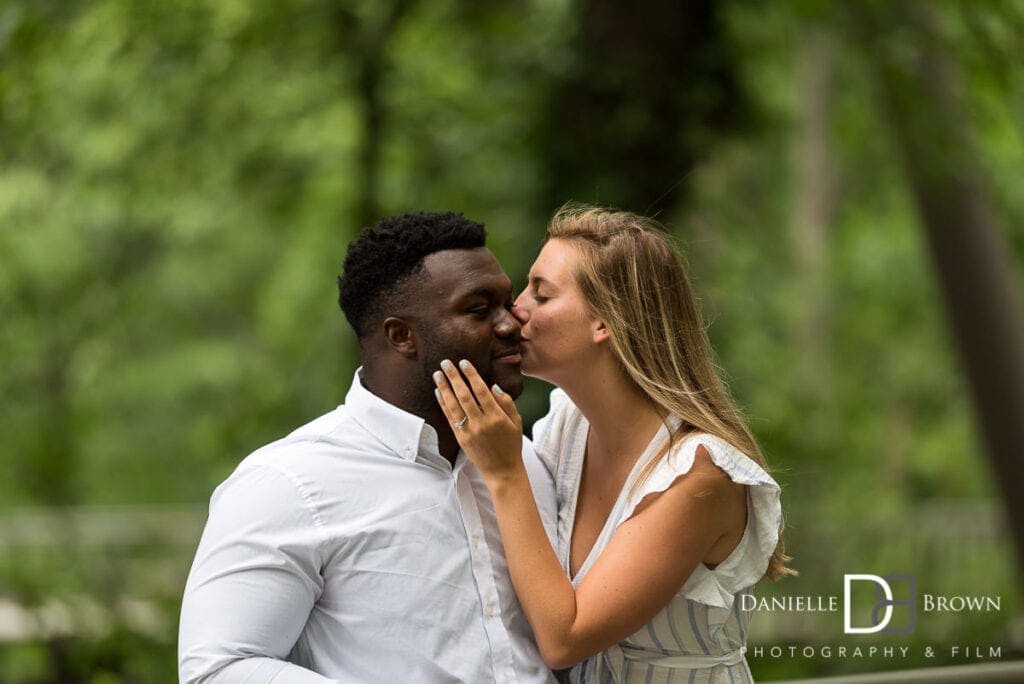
[179,370,557,684]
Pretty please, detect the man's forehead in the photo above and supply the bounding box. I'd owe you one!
[420,248,511,294]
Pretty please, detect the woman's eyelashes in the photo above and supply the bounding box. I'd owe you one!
[521,282,549,304]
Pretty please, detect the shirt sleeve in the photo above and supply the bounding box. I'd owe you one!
[178,464,338,684]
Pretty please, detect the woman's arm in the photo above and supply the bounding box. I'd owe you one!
[434,359,738,669]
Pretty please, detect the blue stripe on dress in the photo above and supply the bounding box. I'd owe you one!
[666,602,685,651]
[734,595,746,643]
[646,621,667,651]
[558,412,579,493]
[688,602,711,655]
[560,411,585,487]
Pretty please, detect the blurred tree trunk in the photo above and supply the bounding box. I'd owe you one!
[336,0,413,229]
[858,1,1024,571]
[539,0,750,215]
[791,27,836,443]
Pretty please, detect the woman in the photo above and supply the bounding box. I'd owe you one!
[434,205,793,683]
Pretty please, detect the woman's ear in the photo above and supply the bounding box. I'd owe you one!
[592,318,610,345]
[383,317,418,358]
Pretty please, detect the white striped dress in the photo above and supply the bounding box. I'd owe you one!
[532,390,782,684]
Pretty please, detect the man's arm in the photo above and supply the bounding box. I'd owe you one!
[179,464,337,684]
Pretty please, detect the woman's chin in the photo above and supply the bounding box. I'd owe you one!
[520,358,541,379]
[521,351,559,384]
[520,360,554,385]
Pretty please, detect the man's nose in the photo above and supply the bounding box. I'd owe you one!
[495,306,522,338]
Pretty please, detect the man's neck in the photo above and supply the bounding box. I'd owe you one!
[360,366,461,465]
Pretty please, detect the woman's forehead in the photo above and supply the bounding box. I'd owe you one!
[531,239,578,283]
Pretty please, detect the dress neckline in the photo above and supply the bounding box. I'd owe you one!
[567,416,681,584]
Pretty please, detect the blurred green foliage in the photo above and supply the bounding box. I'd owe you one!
[1,0,1022,681]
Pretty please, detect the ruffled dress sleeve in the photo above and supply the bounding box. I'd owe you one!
[622,432,782,611]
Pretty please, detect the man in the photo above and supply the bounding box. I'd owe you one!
[179,212,557,683]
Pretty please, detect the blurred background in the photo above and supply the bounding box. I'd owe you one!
[1,0,1022,681]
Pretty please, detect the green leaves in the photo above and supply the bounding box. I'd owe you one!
[1,0,1022,678]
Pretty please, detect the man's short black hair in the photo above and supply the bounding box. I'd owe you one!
[338,212,487,339]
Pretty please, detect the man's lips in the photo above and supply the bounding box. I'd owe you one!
[493,347,523,364]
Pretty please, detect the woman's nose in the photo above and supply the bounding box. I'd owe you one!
[511,292,531,324]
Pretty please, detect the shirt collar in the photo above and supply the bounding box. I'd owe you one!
[344,368,440,462]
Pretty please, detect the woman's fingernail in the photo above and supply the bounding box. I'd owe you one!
[433,371,443,384]
[492,384,504,395]
[434,388,441,400]
[441,360,453,371]
[459,359,469,370]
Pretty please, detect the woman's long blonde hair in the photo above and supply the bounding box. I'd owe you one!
[546,204,794,581]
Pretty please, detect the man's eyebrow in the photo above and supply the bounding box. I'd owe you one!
[459,286,504,300]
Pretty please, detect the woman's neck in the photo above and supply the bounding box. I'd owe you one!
[559,355,666,465]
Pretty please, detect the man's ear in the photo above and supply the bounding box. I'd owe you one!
[382,317,418,358]
[592,318,610,345]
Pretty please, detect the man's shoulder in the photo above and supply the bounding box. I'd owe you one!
[226,404,366,480]
[282,404,354,442]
